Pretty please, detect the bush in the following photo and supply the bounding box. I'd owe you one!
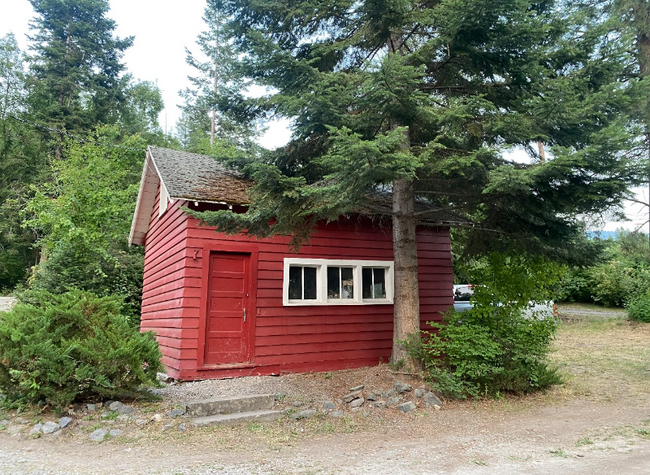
[409,253,562,398]
[626,292,650,323]
[0,289,162,409]
[409,306,561,398]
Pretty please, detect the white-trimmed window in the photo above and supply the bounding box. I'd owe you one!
[283,258,394,306]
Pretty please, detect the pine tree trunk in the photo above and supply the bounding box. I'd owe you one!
[390,178,421,371]
[387,33,421,371]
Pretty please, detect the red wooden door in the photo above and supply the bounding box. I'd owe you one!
[204,252,252,365]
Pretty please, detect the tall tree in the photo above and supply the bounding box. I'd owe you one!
[192,0,642,368]
[26,0,133,154]
[0,33,45,289]
[179,2,257,153]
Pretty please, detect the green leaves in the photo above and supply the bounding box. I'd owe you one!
[0,289,162,409]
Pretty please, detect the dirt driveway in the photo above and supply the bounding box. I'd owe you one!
[1,305,649,474]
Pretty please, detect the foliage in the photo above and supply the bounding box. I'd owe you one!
[0,289,162,409]
[627,291,650,323]
[557,231,650,307]
[26,0,133,136]
[408,254,562,398]
[0,33,47,289]
[23,127,146,318]
[178,2,260,153]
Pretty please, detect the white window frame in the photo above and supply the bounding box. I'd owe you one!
[282,258,394,306]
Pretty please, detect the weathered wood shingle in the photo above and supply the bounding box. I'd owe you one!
[149,146,251,204]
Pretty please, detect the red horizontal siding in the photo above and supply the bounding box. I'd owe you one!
[140,197,453,380]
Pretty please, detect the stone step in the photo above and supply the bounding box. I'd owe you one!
[193,409,284,427]
[185,393,277,417]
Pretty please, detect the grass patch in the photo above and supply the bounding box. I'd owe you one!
[551,304,650,401]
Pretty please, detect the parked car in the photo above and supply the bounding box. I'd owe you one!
[453,284,557,319]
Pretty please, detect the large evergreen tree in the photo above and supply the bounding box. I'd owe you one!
[192,0,642,368]
[26,0,133,153]
[179,2,258,153]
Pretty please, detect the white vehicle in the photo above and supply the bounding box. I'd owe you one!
[453,284,557,319]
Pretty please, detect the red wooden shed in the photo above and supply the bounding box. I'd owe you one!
[129,146,457,380]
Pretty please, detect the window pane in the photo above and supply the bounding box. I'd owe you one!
[327,267,340,299]
[373,268,386,298]
[341,267,354,299]
[362,267,372,299]
[288,266,302,300]
[304,267,317,300]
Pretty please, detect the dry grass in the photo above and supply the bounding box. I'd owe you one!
[550,304,650,402]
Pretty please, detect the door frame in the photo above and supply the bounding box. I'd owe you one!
[197,242,258,369]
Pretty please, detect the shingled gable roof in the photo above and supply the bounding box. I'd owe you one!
[149,146,251,204]
[128,146,253,246]
[129,146,469,246]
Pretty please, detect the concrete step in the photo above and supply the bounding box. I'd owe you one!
[193,409,284,427]
[185,393,277,417]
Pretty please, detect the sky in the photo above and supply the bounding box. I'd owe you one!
[0,0,647,232]
[0,0,292,148]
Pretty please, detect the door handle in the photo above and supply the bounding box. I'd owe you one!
[243,308,247,322]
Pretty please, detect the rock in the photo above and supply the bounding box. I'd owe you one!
[41,421,60,435]
[349,385,364,391]
[366,392,378,401]
[275,393,287,402]
[387,397,402,407]
[109,429,122,437]
[86,404,97,412]
[383,389,395,398]
[337,399,343,404]
[108,401,123,412]
[89,429,108,442]
[0,419,9,427]
[167,408,185,418]
[135,419,148,426]
[414,388,425,398]
[330,411,345,418]
[29,423,42,436]
[323,401,336,410]
[343,390,363,403]
[350,398,365,409]
[162,423,173,431]
[14,417,27,424]
[293,401,303,407]
[178,423,187,431]
[116,414,130,422]
[394,381,412,394]
[157,372,173,383]
[291,409,317,420]
[58,417,73,429]
[423,392,443,409]
[152,414,164,422]
[397,401,417,413]
[101,412,113,419]
[373,401,387,409]
[116,405,134,415]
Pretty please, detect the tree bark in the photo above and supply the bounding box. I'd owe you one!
[391,177,422,371]
[386,32,421,371]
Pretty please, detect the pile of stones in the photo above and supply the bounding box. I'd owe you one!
[290,381,443,420]
[3,399,189,442]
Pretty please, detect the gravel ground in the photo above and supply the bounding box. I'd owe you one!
[155,365,422,404]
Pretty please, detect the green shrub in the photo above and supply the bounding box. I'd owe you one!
[409,253,562,398]
[0,289,162,409]
[627,292,650,323]
[409,306,561,398]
